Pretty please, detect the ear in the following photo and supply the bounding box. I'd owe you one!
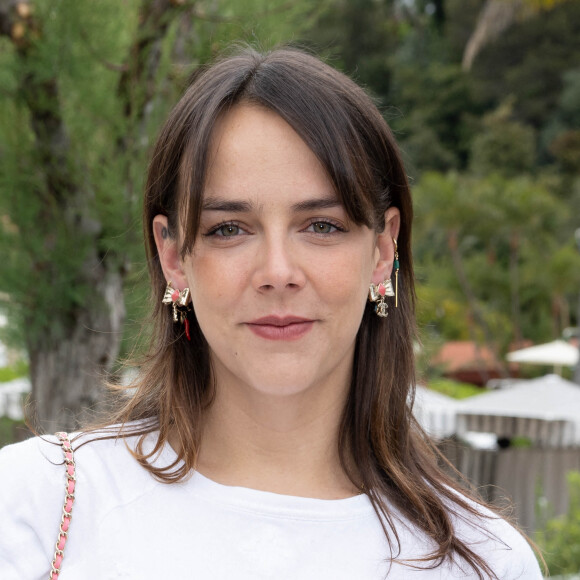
[371,207,401,285]
[152,215,189,290]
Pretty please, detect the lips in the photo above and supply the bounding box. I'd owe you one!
[248,315,313,326]
[245,315,316,341]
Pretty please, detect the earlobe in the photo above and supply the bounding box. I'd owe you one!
[152,215,188,288]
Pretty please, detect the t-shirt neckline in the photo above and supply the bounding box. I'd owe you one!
[145,429,374,520]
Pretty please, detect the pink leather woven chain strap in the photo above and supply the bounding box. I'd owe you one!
[49,432,76,580]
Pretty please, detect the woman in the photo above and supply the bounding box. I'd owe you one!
[0,47,542,579]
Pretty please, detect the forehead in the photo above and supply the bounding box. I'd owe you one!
[202,104,337,207]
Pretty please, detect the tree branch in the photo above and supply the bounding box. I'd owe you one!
[117,0,188,125]
[462,0,571,71]
[462,0,523,72]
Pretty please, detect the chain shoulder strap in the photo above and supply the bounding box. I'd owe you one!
[49,432,76,580]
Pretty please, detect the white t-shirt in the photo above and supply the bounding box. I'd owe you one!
[0,429,542,580]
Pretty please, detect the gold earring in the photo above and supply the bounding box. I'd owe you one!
[393,238,399,308]
[369,280,393,317]
[162,281,192,340]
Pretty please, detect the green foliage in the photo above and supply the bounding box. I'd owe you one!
[509,436,532,448]
[390,62,479,173]
[305,0,580,359]
[427,378,483,400]
[209,0,328,51]
[558,68,580,128]
[303,0,399,90]
[0,360,29,383]
[0,417,28,449]
[537,471,580,575]
[0,0,142,343]
[550,129,580,173]
[0,0,578,394]
[471,1,580,134]
[545,68,580,173]
[412,167,575,352]
[417,283,472,341]
[470,100,537,177]
[0,0,322,353]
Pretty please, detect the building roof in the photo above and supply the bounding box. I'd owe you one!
[432,341,502,373]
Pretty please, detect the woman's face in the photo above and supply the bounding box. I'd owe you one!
[155,104,398,399]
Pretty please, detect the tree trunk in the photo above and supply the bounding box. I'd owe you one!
[0,0,185,430]
[28,268,125,432]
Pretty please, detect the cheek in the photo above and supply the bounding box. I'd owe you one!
[185,252,248,309]
[316,247,374,308]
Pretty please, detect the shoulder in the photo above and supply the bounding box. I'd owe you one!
[68,426,168,506]
[0,434,65,505]
[0,425,168,579]
[383,487,542,579]
[0,435,70,579]
[449,493,543,579]
[0,424,159,492]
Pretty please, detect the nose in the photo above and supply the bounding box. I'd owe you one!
[251,233,306,292]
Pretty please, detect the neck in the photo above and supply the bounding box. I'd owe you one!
[190,375,359,499]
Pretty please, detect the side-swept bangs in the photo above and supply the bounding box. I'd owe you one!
[145,47,407,261]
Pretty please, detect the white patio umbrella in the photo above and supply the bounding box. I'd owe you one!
[456,374,580,447]
[506,340,578,374]
[412,385,460,439]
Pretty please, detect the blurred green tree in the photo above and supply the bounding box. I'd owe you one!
[537,471,580,575]
[0,0,319,430]
[469,99,536,177]
[413,171,575,350]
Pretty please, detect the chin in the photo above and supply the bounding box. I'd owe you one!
[244,374,317,398]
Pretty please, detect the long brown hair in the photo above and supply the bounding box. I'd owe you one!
[104,47,515,578]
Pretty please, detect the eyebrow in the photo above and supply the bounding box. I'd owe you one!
[201,196,341,213]
[202,199,253,212]
[291,198,342,212]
